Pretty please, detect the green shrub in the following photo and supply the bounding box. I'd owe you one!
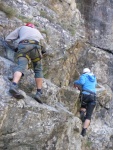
[40,10,53,22]
[68,26,76,36]
[18,15,33,23]
[85,140,92,148]
[0,2,16,18]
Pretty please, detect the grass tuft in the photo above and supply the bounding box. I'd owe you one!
[0,2,16,18]
[18,15,33,23]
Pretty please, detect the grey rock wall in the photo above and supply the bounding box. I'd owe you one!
[0,56,82,150]
[77,0,113,51]
[76,0,113,149]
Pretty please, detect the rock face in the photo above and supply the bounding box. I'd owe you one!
[77,0,113,51]
[0,0,113,150]
[0,56,82,150]
[76,0,113,149]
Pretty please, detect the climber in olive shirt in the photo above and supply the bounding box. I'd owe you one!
[74,68,97,136]
[5,23,46,103]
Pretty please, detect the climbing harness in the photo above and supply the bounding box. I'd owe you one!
[17,53,41,69]
[19,40,39,45]
[17,40,42,69]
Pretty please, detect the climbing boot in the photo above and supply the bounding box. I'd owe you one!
[80,111,86,123]
[34,91,43,104]
[81,128,87,137]
[9,83,24,99]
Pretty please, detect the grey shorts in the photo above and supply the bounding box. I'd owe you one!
[14,43,43,78]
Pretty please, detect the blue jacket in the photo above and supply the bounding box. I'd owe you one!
[74,73,97,94]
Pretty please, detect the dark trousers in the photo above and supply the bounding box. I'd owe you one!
[81,94,96,120]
